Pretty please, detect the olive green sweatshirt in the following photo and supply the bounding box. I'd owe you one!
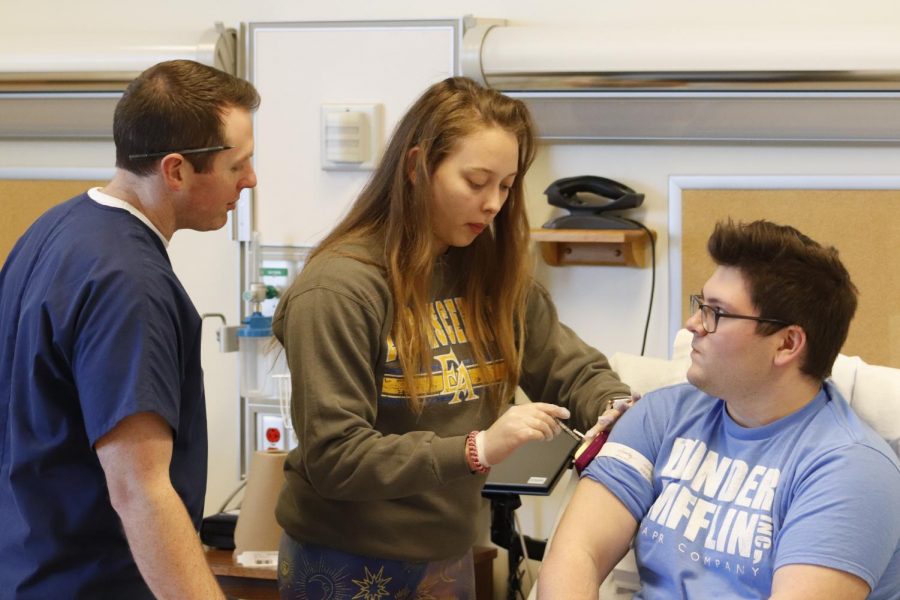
[271,237,630,561]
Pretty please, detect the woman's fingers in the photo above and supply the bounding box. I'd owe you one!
[584,394,639,439]
[484,403,571,464]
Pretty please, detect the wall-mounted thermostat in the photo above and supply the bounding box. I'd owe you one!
[320,103,381,171]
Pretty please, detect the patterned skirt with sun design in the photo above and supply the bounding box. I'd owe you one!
[277,534,476,599]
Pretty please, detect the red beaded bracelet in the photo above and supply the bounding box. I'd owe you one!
[466,431,490,474]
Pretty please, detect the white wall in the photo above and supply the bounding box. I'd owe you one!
[4,2,900,597]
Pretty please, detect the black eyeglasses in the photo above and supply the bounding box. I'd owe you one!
[128,145,233,160]
[689,294,791,334]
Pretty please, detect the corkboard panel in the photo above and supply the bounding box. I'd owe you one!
[682,189,899,369]
[1,180,104,264]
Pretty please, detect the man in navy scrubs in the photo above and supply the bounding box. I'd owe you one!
[0,60,259,599]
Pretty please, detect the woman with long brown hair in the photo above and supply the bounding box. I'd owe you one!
[273,76,631,598]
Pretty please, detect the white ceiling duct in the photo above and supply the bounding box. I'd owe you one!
[0,23,236,139]
[461,21,900,142]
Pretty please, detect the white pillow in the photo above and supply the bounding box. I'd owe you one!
[831,354,900,456]
[609,329,691,395]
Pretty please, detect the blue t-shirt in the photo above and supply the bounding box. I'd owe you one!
[0,193,207,599]
[584,381,900,600]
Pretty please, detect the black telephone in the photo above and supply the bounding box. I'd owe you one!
[542,175,644,230]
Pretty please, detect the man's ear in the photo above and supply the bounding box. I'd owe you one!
[406,147,420,184]
[773,325,807,368]
[159,154,187,191]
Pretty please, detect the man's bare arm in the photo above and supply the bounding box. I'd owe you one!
[96,412,224,600]
[538,477,638,599]
[770,563,870,600]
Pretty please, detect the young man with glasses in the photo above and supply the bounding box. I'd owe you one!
[0,60,259,599]
[539,220,900,599]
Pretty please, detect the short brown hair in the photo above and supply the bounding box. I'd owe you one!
[114,59,260,175]
[708,219,857,380]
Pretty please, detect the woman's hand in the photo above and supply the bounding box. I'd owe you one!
[482,402,570,466]
[583,392,641,440]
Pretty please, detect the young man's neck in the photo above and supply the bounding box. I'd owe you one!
[722,373,822,428]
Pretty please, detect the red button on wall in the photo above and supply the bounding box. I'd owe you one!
[266,427,282,443]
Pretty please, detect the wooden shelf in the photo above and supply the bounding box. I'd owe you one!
[206,548,276,580]
[531,228,655,267]
[206,548,277,600]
